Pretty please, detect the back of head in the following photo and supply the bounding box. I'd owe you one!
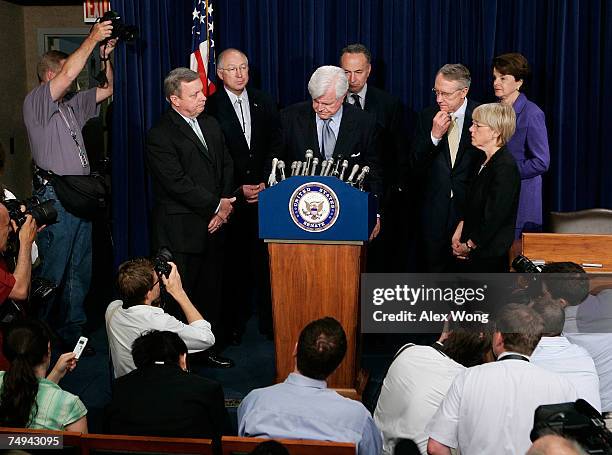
[443,326,492,367]
[307,66,348,100]
[131,330,187,369]
[117,258,154,308]
[37,50,68,83]
[495,303,544,356]
[532,298,565,336]
[296,317,347,380]
[527,434,588,455]
[250,440,290,455]
[472,102,517,146]
[437,63,471,88]
[541,262,589,307]
[0,320,50,427]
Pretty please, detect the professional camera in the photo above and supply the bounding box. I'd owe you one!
[3,197,57,228]
[531,399,612,454]
[153,247,173,279]
[100,11,138,42]
[512,254,542,273]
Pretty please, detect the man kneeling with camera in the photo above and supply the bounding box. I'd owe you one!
[105,257,215,378]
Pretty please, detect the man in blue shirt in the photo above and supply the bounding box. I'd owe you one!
[238,317,382,455]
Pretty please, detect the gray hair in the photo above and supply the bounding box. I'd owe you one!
[164,67,200,99]
[307,66,348,100]
[472,103,517,146]
[437,63,471,88]
[340,43,372,63]
[216,48,249,69]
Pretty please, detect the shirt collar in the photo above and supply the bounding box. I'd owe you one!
[350,83,368,102]
[498,350,531,361]
[285,372,328,389]
[173,107,197,124]
[537,336,571,347]
[123,303,164,314]
[225,86,248,105]
[316,104,343,125]
[512,92,527,115]
[450,97,468,120]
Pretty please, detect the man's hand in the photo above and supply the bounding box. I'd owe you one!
[242,183,265,204]
[47,352,78,384]
[431,111,452,140]
[208,197,236,233]
[369,217,381,241]
[100,37,118,60]
[161,262,186,299]
[18,215,37,247]
[90,20,114,44]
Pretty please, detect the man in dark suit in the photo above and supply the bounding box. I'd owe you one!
[205,48,281,342]
[280,65,382,239]
[104,330,228,453]
[340,43,412,271]
[146,67,235,367]
[412,64,481,272]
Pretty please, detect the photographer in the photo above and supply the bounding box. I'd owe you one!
[105,258,215,378]
[22,19,117,353]
[0,204,37,305]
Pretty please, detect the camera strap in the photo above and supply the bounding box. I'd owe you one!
[58,103,89,168]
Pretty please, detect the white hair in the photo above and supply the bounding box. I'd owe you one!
[307,66,348,100]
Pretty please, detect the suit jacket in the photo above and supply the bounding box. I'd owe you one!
[280,101,383,201]
[412,100,482,242]
[205,87,281,187]
[104,364,228,450]
[362,85,406,191]
[146,109,234,253]
[461,146,521,258]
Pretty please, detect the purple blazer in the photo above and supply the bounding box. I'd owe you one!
[506,93,550,238]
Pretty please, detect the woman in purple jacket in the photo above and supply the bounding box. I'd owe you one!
[492,53,550,239]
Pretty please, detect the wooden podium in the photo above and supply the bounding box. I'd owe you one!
[259,176,377,398]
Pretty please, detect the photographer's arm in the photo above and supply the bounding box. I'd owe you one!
[8,216,36,301]
[162,262,204,324]
[96,38,116,103]
[49,21,113,102]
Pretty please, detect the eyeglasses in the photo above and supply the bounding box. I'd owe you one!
[219,64,248,74]
[431,87,465,99]
[471,121,489,129]
[150,278,160,290]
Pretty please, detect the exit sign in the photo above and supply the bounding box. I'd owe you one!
[83,0,111,23]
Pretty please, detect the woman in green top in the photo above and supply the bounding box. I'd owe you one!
[0,320,87,431]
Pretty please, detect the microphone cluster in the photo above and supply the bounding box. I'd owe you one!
[267,150,370,190]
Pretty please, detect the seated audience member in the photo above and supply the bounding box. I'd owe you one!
[250,440,290,455]
[0,320,87,431]
[238,317,382,455]
[541,262,612,412]
[374,324,492,455]
[427,304,578,455]
[530,299,601,411]
[105,258,214,378]
[104,330,227,449]
[526,434,588,455]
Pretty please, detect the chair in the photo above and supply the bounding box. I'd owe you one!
[549,209,612,234]
[0,426,81,452]
[221,436,355,455]
[81,433,214,455]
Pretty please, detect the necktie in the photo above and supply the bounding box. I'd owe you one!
[321,118,336,160]
[351,93,362,109]
[189,118,208,150]
[448,116,459,168]
[236,98,246,133]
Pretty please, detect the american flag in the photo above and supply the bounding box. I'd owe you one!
[190,0,216,96]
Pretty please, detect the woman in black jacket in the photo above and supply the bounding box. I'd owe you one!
[451,103,520,272]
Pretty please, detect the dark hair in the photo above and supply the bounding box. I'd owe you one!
[541,262,589,306]
[296,317,347,380]
[340,43,372,63]
[117,258,155,308]
[37,50,68,83]
[492,52,531,89]
[131,330,188,369]
[443,328,492,367]
[532,298,565,336]
[0,320,51,427]
[495,303,544,355]
[250,440,290,455]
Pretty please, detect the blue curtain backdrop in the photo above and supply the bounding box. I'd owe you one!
[111,0,612,265]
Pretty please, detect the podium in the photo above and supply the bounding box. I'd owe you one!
[259,176,377,398]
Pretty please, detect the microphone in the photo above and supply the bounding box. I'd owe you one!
[339,160,349,181]
[346,164,360,185]
[290,161,298,176]
[295,161,303,176]
[319,159,328,176]
[332,157,342,177]
[267,158,278,186]
[310,157,320,176]
[277,160,286,181]
[356,165,370,190]
[301,161,308,175]
[323,158,334,176]
[304,149,313,175]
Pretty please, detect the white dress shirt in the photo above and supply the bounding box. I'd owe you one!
[225,87,252,147]
[347,83,368,109]
[430,97,467,145]
[531,336,601,411]
[105,300,215,378]
[427,354,578,455]
[374,344,464,455]
[316,105,343,156]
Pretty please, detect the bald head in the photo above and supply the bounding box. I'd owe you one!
[527,435,587,455]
